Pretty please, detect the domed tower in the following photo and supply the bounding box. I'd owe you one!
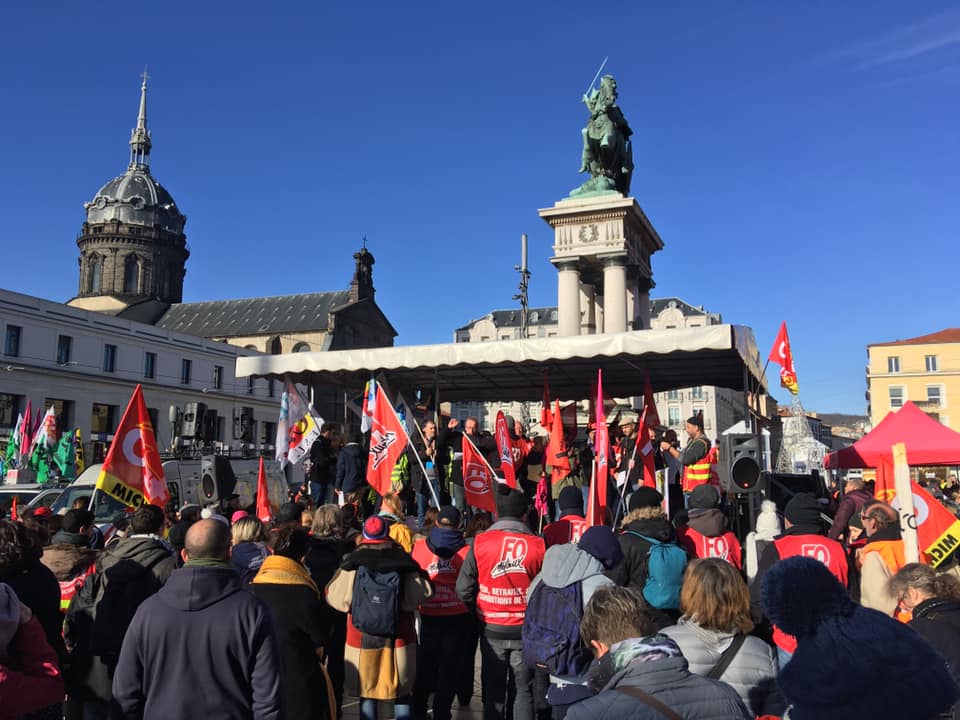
[69,74,189,314]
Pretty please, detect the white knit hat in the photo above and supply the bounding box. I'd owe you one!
[754,499,782,540]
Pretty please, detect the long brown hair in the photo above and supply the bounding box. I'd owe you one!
[889,563,960,603]
[679,558,754,634]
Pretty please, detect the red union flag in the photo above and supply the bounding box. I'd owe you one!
[255,456,272,523]
[366,384,409,497]
[637,406,658,489]
[96,385,168,508]
[462,435,497,513]
[494,411,518,489]
[588,369,610,526]
[768,321,799,395]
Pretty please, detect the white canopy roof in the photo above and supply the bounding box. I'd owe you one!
[236,325,767,403]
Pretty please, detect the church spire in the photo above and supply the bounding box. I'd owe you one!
[129,70,152,168]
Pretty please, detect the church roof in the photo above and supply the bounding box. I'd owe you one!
[155,291,352,338]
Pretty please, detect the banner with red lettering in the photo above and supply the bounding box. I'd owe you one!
[462,435,497,513]
[366,384,409,497]
[494,411,518,489]
[96,385,168,508]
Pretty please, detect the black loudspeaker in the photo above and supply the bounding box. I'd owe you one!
[201,409,218,444]
[719,434,762,493]
[182,402,207,439]
[233,407,254,442]
[201,455,237,502]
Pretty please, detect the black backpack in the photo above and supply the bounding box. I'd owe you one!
[521,580,588,676]
[351,566,400,637]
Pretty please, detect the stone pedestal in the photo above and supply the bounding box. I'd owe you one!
[540,194,663,335]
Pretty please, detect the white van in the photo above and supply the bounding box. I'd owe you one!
[51,456,290,524]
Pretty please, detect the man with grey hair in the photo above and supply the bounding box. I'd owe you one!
[113,520,282,719]
[828,475,874,543]
[568,586,750,720]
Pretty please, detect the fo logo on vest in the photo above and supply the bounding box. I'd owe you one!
[704,536,729,560]
[491,537,529,578]
[801,544,831,565]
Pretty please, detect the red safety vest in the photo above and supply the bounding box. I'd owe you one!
[473,529,545,627]
[543,515,589,548]
[412,538,470,616]
[676,526,742,570]
[771,534,848,652]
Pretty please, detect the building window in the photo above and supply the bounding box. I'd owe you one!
[90,403,117,434]
[0,394,20,427]
[103,344,117,373]
[123,255,140,294]
[260,421,276,447]
[925,355,939,372]
[268,379,275,398]
[180,359,192,385]
[888,356,900,373]
[667,389,680,401]
[56,335,72,365]
[213,365,223,390]
[144,352,156,379]
[89,256,102,293]
[668,406,681,426]
[292,342,310,353]
[889,386,904,409]
[691,386,704,400]
[4,326,21,357]
[927,385,943,407]
[247,377,255,395]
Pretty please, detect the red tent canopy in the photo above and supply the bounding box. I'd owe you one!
[825,401,960,469]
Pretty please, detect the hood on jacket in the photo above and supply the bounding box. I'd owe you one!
[158,565,243,612]
[623,517,674,543]
[341,543,422,574]
[539,543,606,589]
[427,527,466,558]
[231,541,269,571]
[50,530,90,548]
[665,617,739,649]
[685,508,728,537]
[99,536,173,582]
[41,543,99,581]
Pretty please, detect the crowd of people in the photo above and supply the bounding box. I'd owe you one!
[0,414,958,720]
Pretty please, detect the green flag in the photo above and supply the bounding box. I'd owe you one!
[4,414,21,469]
[53,432,77,482]
[29,443,53,484]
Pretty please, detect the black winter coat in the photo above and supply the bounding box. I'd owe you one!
[911,598,960,720]
[605,517,678,627]
[112,565,282,720]
[3,560,65,666]
[336,443,366,494]
[248,581,330,720]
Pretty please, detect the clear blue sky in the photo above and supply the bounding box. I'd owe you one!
[1,2,957,415]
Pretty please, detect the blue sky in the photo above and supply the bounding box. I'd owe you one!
[1,2,958,415]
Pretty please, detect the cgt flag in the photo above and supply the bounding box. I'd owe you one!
[494,411,518,489]
[462,434,497,514]
[96,385,168,508]
[366,383,409,497]
[768,321,799,395]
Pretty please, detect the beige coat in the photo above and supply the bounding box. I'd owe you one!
[325,544,432,700]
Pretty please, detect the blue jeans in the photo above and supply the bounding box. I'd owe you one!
[480,635,533,720]
[361,697,411,720]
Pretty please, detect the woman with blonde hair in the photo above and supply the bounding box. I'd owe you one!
[662,558,783,717]
[379,492,414,553]
[230,516,269,583]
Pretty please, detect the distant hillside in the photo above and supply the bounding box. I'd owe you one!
[819,413,868,427]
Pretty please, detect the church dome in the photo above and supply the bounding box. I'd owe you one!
[85,169,184,233]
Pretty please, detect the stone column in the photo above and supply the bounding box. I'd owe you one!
[602,255,628,333]
[580,283,597,334]
[556,260,581,336]
[634,276,652,330]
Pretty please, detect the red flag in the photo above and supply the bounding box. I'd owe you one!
[643,374,661,428]
[588,370,611,526]
[255,456,271,522]
[96,385,169,508]
[540,372,552,429]
[494,411,518,489]
[547,399,571,486]
[20,399,32,461]
[636,407,658,489]
[366,384,409,497]
[768,322,799,395]
[10,496,17,522]
[560,402,578,436]
[462,435,497,513]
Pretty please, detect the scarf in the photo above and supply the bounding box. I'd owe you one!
[251,554,320,598]
[586,634,683,693]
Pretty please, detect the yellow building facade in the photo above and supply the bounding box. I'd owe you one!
[867,329,960,431]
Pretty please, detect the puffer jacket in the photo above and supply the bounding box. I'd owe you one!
[566,635,751,720]
[661,618,784,717]
[527,543,614,705]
